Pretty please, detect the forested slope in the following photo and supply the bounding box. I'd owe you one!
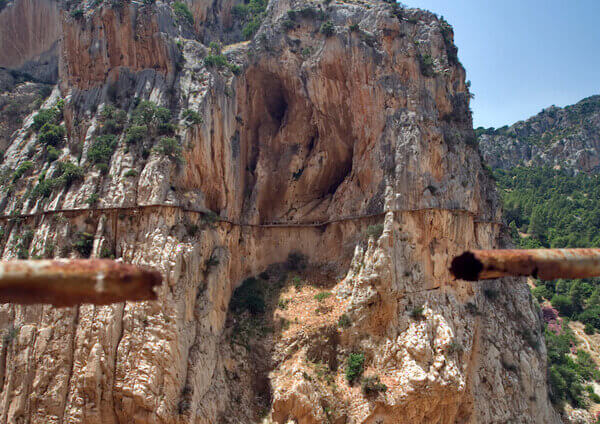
[487,131,600,420]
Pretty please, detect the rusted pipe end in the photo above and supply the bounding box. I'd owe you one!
[450,251,483,281]
[0,259,163,306]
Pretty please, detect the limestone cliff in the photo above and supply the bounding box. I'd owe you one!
[0,0,562,422]
[478,95,600,172]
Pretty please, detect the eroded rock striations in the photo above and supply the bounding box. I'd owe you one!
[0,0,561,422]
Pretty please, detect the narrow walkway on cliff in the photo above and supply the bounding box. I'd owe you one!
[0,203,505,228]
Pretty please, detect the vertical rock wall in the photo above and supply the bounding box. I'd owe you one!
[0,0,563,422]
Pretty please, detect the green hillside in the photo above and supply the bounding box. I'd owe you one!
[494,166,600,409]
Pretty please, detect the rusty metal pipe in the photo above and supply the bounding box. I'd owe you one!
[450,248,600,281]
[0,259,161,306]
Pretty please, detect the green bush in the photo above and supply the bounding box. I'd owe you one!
[366,223,383,239]
[584,323,595,335]
[314,292,332,302]
[575,350,600,381]
[232,3,248,18]
[182,109,202,126]
[229,64,241,75]
[38,123,65,146]
[173,1,194,25]
[419,54,435,77]
[155,137,182,160]
[286,251,307,271]
[282,19,295,30]
[46,146,60,162]
[99,106,127,135]
[32,108,59,131]
[361,375,387,396]
[73,232,94,257]
[296,6,326,20]
[208,41,222,54]
[203,54,241,75]
[230,277,265,315]
[124,125,148,145]
[88,134,118,169]
[242,18,262,39]
[550,294,576,317]
[532,285,553,302]
[545,328,595,407]
[345,353,365,385]
[320,21,334,36]
[483,287,499,301]
[2,325,19,344]
[124,169,137,178]
[28,162,83,199]
[349,23,359,32]
[204,54,229,68]
[57,162,84,185]
[465,302,478,315]
[132,101,157,125]
[409,305,424,319]
[234,0,266,39]
[85,193,99,205]
[157,122,176,136]
[578,306,600,329]
[70,9,84,18]
[338,313,351,328]
[30,178,58,199]
[15,228,34,259]
[155,107,172,125]
[12,161,34,182]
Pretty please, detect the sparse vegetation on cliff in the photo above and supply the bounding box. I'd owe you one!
[233,0,267,39]
[419,53,435,77]
[72,232,94,257]
[345,353,365,385]
[12,161,33,181]
[182,109,202,126]
[366,223,383,240]
[320,21,334,36]
[154,137,182,160]
[15,228,34,259]
[172,1,194,25]
[88,134,118,172]
[230,277,266,315]
[204,54,241,74]
[99,105,126,135]
[361,375,387,396]
[124,125,148,145]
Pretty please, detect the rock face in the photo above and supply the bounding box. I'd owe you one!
[0,0,562,422]
[0,0,61,82]
[478,96,600,172]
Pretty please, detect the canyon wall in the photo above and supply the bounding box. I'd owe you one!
[0,0,562,422]
[478,95,600,173]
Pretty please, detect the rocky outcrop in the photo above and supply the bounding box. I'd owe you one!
[478,95,600,172]
[0,0,61,82]
[0,0,561,422]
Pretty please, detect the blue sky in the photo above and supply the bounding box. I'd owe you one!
[401,0,600,128]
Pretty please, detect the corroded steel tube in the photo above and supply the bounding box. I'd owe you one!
[0,259,161,306]
[450,249,600,281]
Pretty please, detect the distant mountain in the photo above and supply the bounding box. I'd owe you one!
[478,95,600,172]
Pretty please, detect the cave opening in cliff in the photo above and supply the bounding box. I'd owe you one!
[239,65,358,223]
